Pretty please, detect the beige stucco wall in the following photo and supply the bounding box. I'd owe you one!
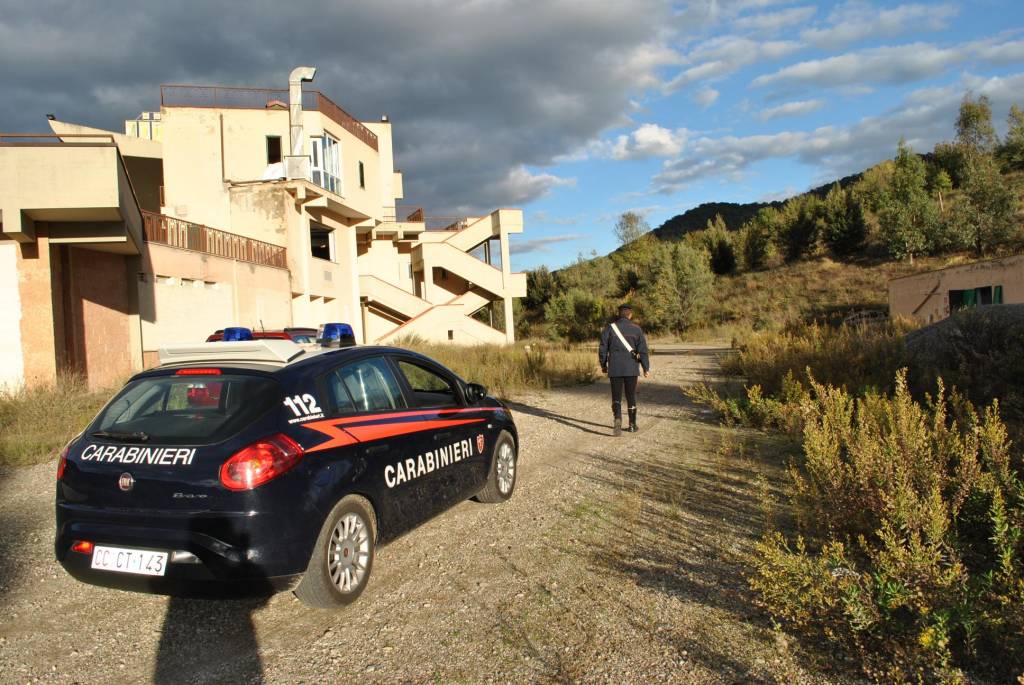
[0,241,25,388]
[304,112,382,221]
[358,238,414,292]
[889,255,1024,323]
[139,242,292,349]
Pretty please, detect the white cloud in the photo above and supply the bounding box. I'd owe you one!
[529,211,583,226]
[653,71,1024,193]
[759,99,825,121]
[664,36,801,91]
[610,123,690,160]
[753,38,1024,91]
[735,5,817,34]
[692,86,720,108]
[802,1,959,48]
[510,233,586,255]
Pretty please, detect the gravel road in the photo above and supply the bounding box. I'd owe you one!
[0,344,851,684]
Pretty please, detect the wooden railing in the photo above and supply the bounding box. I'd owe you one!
[159,85,378,150]
[142,211,287,269]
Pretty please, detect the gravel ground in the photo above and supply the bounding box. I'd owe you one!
[0,344,855,684]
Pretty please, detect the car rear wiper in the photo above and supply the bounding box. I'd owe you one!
[90,430,150,443]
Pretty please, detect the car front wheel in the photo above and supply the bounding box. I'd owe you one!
[294,494,376,608]
[474,430,517,503]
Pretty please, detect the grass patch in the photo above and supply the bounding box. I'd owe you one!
[0,373,115,468]
[394,337,598,398]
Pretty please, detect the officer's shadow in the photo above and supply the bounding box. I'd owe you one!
[153,529,272,684]
[506,401,612,436]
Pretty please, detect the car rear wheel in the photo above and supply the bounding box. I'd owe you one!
[294,495,376,608]
[474,430,517,504]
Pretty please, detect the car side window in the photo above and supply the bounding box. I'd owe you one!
[324,369,358,415]
[335,357,408,413]
[396,360,460,408]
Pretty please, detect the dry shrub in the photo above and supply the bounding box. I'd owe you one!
[751,371,1024,683]
[392,337,597,398]
[0,372,115,468]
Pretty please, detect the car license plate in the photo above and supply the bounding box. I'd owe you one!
[91,545,168,576]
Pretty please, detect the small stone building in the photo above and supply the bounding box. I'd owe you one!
[888,254,1024,324]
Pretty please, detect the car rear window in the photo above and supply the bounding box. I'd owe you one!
[92,374,280,445]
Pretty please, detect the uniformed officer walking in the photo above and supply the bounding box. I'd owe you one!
[598,304,650,436]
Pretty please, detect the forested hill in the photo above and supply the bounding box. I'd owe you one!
[650,170,866,241]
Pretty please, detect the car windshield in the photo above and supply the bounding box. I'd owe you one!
[92,374,280,445]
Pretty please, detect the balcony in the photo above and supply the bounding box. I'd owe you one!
[160,85,378,151]
[142,211,286,269]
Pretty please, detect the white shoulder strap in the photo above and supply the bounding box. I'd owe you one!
[609,322,634,353]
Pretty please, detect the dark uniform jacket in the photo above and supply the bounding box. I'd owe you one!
[599,317,650,377]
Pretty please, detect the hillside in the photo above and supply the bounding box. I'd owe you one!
[649,169,867,241]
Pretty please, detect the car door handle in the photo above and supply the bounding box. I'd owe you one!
[365,444,389,455]
[433,431,454,442]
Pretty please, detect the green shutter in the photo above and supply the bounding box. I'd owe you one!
[995,285,1003,304]
[963,289,977,307]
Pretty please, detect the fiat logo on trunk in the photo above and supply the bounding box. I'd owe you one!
[118,473,135,492]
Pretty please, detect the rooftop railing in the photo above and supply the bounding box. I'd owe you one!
[159,85,378,151]
[142,210,287,269]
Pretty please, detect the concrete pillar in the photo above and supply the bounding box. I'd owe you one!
[503,295,514,344]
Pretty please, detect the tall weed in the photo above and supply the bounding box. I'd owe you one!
[751,372,1024,683]
[0,372,114,468]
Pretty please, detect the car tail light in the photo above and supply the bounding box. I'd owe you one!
[176,368,222,376]
[219,434,304,491]
[71,540,94,554]
[57,443,70,480]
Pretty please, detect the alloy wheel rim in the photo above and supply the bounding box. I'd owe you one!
[496,442,516,494]
[328,512,370,593]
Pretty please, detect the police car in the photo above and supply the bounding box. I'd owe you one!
[55,325,518,608]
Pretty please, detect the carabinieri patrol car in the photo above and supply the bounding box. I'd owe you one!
[55,325,518,608]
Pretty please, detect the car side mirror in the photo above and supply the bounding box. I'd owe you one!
[465,382,488,403]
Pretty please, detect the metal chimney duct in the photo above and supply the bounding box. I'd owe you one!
[286,66,317,180]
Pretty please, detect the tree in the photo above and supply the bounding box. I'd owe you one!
[998,103,1024,171]
[778,195,821,261]
[613,211,650,246]
[956,94,998,155]
[673,243,714,330]
[524,266,557,312]
[557,252,619,299]
[543,288,608,342]
[931,168,952,213]
[820,183,867,256]
[878,139,938,261]
[737,207,778,271]
[702,214,737,274]
[952,153,1019,255]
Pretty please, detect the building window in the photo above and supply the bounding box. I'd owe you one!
[310,134,341,194]
[950,285,1003,311]
[358,161,366,189]
[310,223,335,262]
[447,330,454,341]
[266,136,282,165]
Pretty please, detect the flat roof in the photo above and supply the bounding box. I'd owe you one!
[888,253,1024,283]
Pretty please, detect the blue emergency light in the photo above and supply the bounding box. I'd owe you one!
[318,322,356,348]
[222,327,254,341]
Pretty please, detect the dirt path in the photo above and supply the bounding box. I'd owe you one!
[0,344,847,684]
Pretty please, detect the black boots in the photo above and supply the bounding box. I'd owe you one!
[613,403,638,435]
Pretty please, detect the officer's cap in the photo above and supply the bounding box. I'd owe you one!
[618,303,634,313]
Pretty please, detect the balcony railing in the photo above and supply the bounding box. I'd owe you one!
[142,211,287,269]
[159,85,378,151]
[381,206,469,231]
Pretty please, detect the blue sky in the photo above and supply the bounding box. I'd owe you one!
[513,0,1024,270]
[2,1,1023,272]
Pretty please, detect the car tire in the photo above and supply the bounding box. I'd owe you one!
[294,494,376,609]
[473,430,517,504]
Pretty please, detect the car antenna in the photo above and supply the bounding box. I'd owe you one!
[260,319,265,333]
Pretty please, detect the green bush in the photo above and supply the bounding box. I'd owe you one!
[751,372,1024,683]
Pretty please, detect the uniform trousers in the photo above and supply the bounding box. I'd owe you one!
[610,376,638,417]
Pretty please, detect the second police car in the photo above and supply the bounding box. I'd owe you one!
[55,324,518,608]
